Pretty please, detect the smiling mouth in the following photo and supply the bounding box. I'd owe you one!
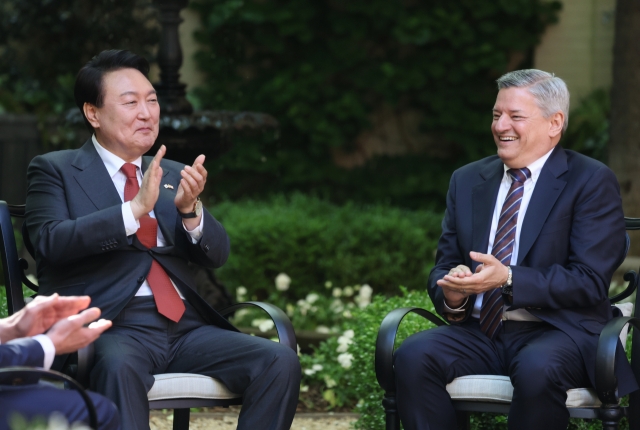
[499,136,518,141]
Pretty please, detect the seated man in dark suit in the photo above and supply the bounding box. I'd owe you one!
[0,293,119,429]
[394,69,638,429]
[25,50,300,430]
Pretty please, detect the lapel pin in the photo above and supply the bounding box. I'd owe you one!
[163,184,174,189]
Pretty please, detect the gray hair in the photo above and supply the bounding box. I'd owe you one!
[496,69,570,133]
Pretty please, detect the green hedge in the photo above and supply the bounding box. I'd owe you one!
[211,194,443,298]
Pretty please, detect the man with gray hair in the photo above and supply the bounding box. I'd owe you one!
[394,69,637,429]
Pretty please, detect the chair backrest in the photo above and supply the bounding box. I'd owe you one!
[0,201,26,314]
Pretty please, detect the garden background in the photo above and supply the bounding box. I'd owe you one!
[0,1,636,429]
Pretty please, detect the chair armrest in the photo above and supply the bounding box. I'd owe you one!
[74,343,95,388]
[219,302,297,353]
[0,366,97,429]
[375,307,447,393]
[595,316,640,405]
[609,270,639,304]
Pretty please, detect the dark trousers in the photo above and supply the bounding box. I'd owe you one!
[394,319,590,430]
[0,383,120,430]
[89,297,301,430]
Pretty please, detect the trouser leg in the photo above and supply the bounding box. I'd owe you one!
[166,320,301,430]
[394,321,501,430]
[504,326,589,430]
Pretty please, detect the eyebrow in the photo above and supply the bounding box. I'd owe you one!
[492,109,525,113]
[119,89,157,97]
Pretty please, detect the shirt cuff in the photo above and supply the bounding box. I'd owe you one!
[443,297,469,314]
[122,202,140,236]
[183,215,204,244]
[33,334,55,369]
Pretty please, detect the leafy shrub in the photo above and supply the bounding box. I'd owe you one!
[210,194,443,298]
[191,0,561,207]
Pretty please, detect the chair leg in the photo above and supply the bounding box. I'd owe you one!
[382,392,401,430]
[173,408,190,430]
[598,405,625,430]
[456,411,470,430]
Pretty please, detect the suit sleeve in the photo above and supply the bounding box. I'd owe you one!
[511,165,625,310]
[0,339,45,368]
[427,172,473,320]
[176,208,230,268]
[26,155,128,266]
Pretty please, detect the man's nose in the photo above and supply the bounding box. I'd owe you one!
[137,101,151,119]
[493,114,510,131]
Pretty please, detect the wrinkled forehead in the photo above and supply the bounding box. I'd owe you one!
[493,87,541,114]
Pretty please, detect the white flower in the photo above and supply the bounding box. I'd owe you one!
[336,330,354,353]
[236,286,247,301]
[297,299,311,316]
[304,368,316,376]
[343,310,352,318]
[258,319,275,332]
[306,293,319,304]
[332,288,342,298]
[324,376,337,388]
[316,325,331,334]
[300,384,309,392]
[337,353,354,369]
[355,284,373,308]
[286,303,295,317]
[343,286,354,297]
[325,281,333,289]
[330,299,344,314]
[275,273,291,291]
[312,364,323,371]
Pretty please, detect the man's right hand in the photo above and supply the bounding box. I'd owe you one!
[442,265,472,308]
[130,145,166,220]
[46,307,112,355]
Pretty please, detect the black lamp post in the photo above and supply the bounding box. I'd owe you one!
[150,0,277,165]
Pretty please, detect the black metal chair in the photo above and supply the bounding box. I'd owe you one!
[0,200,298,430]
[375,217,640,430]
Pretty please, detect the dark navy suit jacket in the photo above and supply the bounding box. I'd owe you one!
[24,139,236,331]
[428,145,638,396]
[0,339,44,367]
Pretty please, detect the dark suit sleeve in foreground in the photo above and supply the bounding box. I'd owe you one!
[0,339,44,368]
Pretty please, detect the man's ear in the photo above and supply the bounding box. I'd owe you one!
[83,103,100,129]
[548,111,564,139]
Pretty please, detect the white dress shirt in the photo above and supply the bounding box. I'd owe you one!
[91,135,204,298]
[469,148,555,320]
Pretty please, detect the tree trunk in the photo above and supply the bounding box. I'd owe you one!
[609,0,640,254]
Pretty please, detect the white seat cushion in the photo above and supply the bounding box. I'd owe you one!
[446,375,602,408]
[446,303,633,409]
[148,373,240,401]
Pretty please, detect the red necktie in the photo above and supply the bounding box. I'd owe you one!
[480,167,531,339]
[121,163,185,322]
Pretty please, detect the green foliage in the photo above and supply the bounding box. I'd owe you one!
[0,0,159,148]
[210,194,443,298]
[191,0,561,207]
[562,89,610,163]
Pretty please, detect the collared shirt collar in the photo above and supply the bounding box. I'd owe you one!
[502,146,555,184]
[91,134,142,178]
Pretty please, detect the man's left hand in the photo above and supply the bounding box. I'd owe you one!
[436,251,509,296]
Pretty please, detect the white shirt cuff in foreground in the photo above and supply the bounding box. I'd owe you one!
[33,334,55,370]
[183,215,204,243]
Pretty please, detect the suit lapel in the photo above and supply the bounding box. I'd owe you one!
[142,156,175,246]
[517,146,568,264]
[472,159,503,269]
[72,140,122,210]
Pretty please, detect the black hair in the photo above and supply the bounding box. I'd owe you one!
[74,50,150,131]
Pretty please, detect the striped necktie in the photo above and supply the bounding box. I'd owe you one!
[480,167,531,339]
[121,163,186,322]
